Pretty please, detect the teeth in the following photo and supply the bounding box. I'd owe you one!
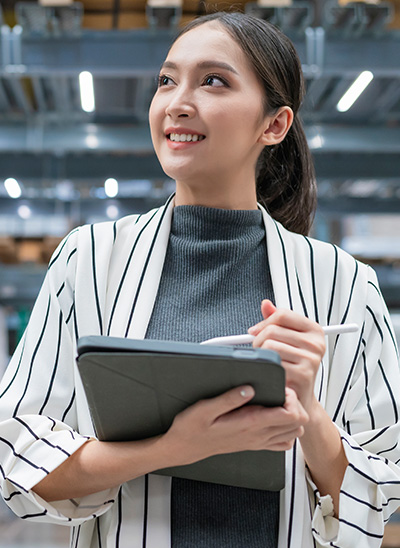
[169,133,205,142]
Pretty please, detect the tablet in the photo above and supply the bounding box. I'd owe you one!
[77,336,285,491]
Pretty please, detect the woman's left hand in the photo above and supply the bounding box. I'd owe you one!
[249,300,326,414]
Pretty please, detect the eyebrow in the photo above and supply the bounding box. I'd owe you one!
[161,60,239,75]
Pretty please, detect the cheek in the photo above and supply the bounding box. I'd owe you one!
[148,95,162,140]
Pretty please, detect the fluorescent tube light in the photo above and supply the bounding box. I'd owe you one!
[79,71,95,113]
[4,177,22,199]
[104,178,119,198]
[336,71,374,113]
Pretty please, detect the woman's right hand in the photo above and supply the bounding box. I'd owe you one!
[160,386,309,467]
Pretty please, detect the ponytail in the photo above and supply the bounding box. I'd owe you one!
[256,117,317,236]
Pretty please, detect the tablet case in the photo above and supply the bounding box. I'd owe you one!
[77,336,286,491]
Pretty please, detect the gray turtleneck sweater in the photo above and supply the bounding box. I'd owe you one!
[145,205,279,547]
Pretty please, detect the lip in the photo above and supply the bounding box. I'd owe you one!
[164,127,206,137]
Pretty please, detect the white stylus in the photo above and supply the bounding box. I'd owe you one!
[200,323,359,346]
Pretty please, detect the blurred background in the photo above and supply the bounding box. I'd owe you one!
[0,0,400,545]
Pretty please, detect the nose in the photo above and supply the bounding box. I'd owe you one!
[165,87,195,120]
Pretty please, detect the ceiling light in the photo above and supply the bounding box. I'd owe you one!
[79,71,95,113]
[17,204,32,219]
[106,204,119,219]
[336,71,374,113]
[104,178,119,198]
[4,178,22,199]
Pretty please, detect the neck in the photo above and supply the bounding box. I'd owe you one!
[174,174,258,211]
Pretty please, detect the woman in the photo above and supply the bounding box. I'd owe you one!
[1,12,400,548]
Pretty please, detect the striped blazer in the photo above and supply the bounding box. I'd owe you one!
[1,195,400,548]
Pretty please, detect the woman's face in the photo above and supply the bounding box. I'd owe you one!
[149,22,270,189]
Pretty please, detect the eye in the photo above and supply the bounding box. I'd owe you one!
[157,74,175,87]
[202,74,228,88]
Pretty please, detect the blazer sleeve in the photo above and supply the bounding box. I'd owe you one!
[310,266,400,547]
[0,228,118,525]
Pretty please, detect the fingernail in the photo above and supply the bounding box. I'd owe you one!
[240,386,255,398]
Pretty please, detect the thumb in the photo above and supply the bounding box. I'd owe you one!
[199,385,255,420]
[261,299,277,320]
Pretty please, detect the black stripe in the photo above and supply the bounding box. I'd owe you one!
[327,245,338,324]
[125,196,174,337]
[377,359,399,423]
[142,474,149,548]
[39,311,63,415]
[56,282,65,297]
[338,518,383,538]
[14,417,70,457]
[348,462,400,485]
[342,438,384,463]
[62,389,76,422]
[13,295,52,417]
[287,440,297,548]
[0,436,50,474]
[274,222,293,310]
[20,510,48,519]
[304,236,319,323]
[48,228,79,269]
[67,248,77,265]
[333,261,359,352]
[74,525,81,548]
[106,209,159,335]
[116,488,122,547]
[113,221,117,243]
[90,224,103,335]
[97,518,103,548]
[295,271,308,316]
[360,425,390,447]
[3,490,22,501]
[340,490,382,512]
[383,316,399,358]
[377,442,398,456]
[0,464,28,493]
[332,323,364,422]
[66,301,75,324]
[0,336,26,399]
[73,296,79,342]
[362,350,375,430]
[135,214,142,225]
[366,305,384,341]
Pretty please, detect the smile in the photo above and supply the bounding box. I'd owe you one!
[168,133,206,142]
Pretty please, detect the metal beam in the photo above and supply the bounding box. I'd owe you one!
[1,28,399,78]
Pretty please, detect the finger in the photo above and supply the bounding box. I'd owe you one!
[250,308,324,338]
[195,385,255,422]
[261,299,277,320]
[256,338,316,365]
[248,300,276,334]
[252,324,316,352]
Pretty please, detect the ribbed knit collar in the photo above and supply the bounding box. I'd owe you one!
[171,205,264,241]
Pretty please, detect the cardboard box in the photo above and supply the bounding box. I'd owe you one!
[81,0,147,11]
[17,240,42,264]
[83,11,148,28]
[338,0,381,4]
[39,0,74,5]
[148,0,182,6]
[0,238,18,264]
[257,0,292,6]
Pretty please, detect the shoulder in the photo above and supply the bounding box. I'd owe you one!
[278,220,370,278]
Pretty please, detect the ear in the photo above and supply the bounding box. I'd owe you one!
[258,106,294,147]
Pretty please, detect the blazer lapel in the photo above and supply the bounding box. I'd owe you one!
[105,195,175,339]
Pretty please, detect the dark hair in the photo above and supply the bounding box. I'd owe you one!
[175,12,317,235]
